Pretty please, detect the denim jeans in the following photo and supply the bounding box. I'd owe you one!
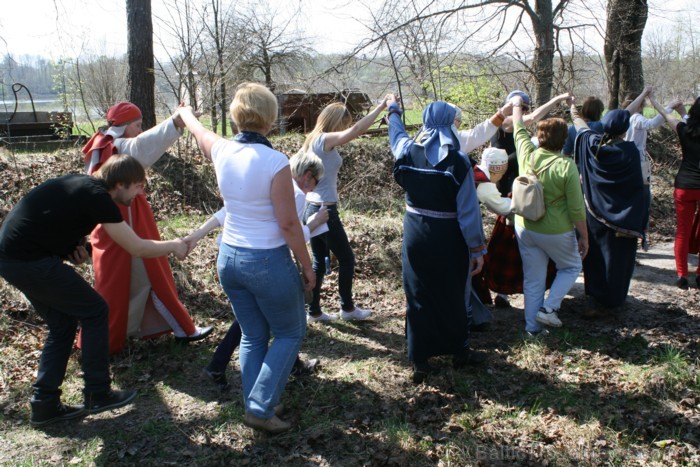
[0,256,111,401]
[217,243,306,419]
[303,203,356,314]
[515,227,582,333]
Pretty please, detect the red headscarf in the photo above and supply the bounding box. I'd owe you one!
[82,102,142,174]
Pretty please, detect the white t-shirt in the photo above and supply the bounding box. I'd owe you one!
[625,112,665,156]
[211,139,289,249]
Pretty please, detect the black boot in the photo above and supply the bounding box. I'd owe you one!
[84,389,137,414]
[30,397,85,427]
[411,361,439,384]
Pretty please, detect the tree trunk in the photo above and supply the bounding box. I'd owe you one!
[532,0,554,106]
[604,0,648,109]
[127,0,156,129]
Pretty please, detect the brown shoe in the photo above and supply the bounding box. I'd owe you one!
[243,413,291,434]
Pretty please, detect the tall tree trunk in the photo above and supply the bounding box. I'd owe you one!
[127,0,156,129]
[604,0,648,109]
[532,0,554,106]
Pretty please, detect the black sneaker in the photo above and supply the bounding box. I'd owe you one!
[202,368,230,391]
[290,358,320,377]
[675,277,689,289]
[525,328,550,339]
[494,295,511,308]
[30,401,86,427]
[85,389,137,414]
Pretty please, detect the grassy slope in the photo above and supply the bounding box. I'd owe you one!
[0,129,698,466]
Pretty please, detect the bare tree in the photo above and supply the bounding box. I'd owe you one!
[155,0,206,110]
[344,0,582,106]
[239,1,309,91]
[127,0,156,129]
[199,0,247,135]
[604,0,648,109]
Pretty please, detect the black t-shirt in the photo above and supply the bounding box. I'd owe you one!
[491,128,519,197]
[0,174,123,260]
[674,122,700,189]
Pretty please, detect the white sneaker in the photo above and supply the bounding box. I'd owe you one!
[308,311,338,322]
[340,307,372,321]
[536,307,562,327]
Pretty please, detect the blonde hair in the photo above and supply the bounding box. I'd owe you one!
[302,102,352,152]
[290,151,325,179]
[230,82,278,132]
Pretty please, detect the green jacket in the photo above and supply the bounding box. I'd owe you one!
[513,121,586,234]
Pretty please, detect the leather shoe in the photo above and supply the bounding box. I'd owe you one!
[494,295,511,308]
[175,326,213,343]
[243,413,291,434]
[411,361,439,384]
[291,358,320,376]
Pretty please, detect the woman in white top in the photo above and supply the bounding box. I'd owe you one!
[179,83,313,434]
[301,97,389,321]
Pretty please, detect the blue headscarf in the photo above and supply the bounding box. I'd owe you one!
[574,109,649,238]
[506,90,530,107]
[600,109,631,138]
[419,101,460,166]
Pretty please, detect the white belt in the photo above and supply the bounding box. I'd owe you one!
[405,205,457,219]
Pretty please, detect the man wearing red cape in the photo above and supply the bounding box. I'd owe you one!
[81,102,212,354]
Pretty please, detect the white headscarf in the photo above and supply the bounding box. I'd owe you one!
[477,147,508,179]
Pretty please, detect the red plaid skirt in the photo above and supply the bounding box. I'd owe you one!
[483,216,555,294]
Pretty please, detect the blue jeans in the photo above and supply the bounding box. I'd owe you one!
[217,243,306,419]
[0,256,111,401]
[304,203,356,314]
[515,227,582,333]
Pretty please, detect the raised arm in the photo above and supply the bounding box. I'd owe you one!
[386,94,413,159]
[322,96,389,150]
[568,96,589,131]
[522,93,572,126]
[178,106,222,160]
[457,102,514,153]
[624,86,651,114]
[649,94,681,133]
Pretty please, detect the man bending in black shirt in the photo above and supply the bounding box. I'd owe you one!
[0,154,188,427]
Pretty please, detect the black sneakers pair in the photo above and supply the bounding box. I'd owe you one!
[30,390,137,427]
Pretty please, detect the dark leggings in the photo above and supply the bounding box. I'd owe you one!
[303,203,356,315]
[206,319,303,374]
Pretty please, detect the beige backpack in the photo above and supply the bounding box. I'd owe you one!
[511,152,561,221]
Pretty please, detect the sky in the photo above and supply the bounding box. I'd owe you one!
[0,0,698,61]
[0,0,373,59]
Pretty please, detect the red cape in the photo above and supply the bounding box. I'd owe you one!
[80,136,195,354]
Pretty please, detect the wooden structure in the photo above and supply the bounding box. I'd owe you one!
[0,83,83,150]
[275,89,373,135]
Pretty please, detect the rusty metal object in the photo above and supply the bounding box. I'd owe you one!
[0,83,83,150]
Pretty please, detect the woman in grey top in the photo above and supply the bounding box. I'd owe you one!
[301,97,389,321]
